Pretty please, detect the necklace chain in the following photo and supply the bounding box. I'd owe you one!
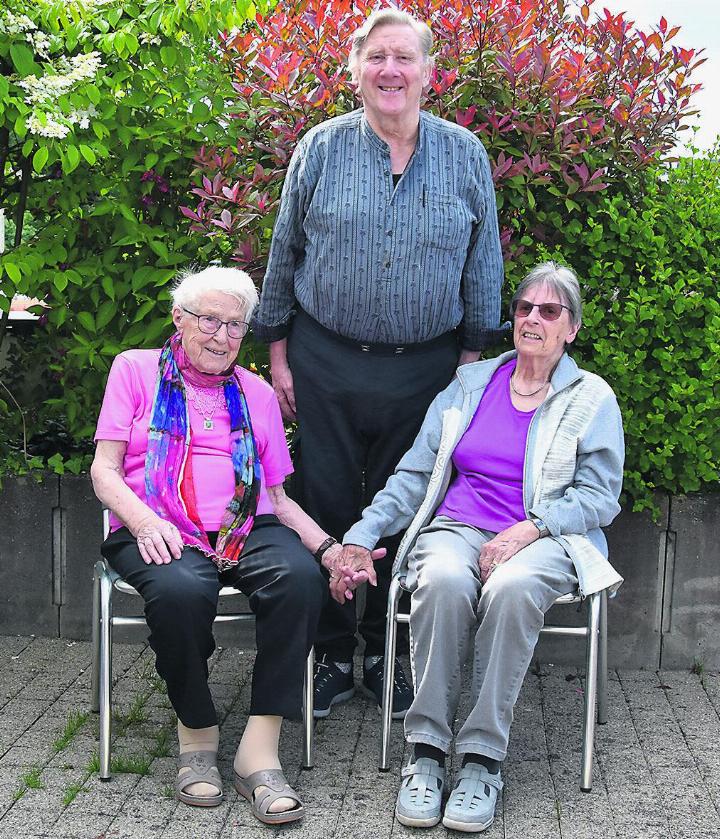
[510,370,549,398]
[186,382,223,428]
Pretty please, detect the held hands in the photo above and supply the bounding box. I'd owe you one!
[321,543,387,604]
[478,519,540,584]
[133,514,184,565]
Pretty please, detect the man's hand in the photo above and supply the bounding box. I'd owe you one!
[271,362,296,421]
[269,339,296,421]
[479,519,540,583]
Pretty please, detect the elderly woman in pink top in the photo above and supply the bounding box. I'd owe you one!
[91,266,372,824]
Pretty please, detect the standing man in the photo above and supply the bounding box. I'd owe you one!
[252,8,504,719]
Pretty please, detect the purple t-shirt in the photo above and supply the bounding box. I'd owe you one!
[436,360,535,532]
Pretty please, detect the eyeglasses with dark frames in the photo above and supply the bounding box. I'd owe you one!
[183,308,249,339]
[511,299,573,322]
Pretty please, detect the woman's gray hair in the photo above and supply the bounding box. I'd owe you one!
[512,261,583,327]
[170,266,259,320]
[348,8,433,80]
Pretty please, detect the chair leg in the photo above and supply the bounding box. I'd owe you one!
[597,589,608,725]
[379,576,403,772]
[98,570,114,781]
[90,562,102,714]
[580,593,601,792]
[302,647,314,770]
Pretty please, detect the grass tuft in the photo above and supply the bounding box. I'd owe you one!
[22,765,44,790]
[53,710,89,753]
[110,753,152,775]
[62,782,85,807]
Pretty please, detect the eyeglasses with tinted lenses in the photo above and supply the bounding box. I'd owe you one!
[511,299,572,321]
[183,308,249,339]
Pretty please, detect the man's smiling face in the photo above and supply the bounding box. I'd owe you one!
[355,24,431,127]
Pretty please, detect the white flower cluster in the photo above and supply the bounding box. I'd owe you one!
[68,105,98,130]
[0,11,36,35]
[27,114,70,138]
[25,29,52,59]
[18,51,104,105]
[19,51,103,139]
[139,32,162,46]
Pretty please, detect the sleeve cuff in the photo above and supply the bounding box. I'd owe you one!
[459,322,512,351]
[342,524,377,551]
[250,314,294,343]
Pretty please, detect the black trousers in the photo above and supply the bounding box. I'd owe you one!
[101,515,327,728]
[287,310,458,660]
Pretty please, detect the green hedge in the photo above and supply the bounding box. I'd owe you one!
[504,153,720,510]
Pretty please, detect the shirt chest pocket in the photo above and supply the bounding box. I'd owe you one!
[417,193,472,253]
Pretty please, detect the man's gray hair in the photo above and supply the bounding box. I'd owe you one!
[512,261,583,327]
[170,266,259,320]
[348,8,433,80]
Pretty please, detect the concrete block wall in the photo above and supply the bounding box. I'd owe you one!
[0,475,718,669]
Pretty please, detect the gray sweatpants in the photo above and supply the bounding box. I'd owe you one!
[404,516,577,760]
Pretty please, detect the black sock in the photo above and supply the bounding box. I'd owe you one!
[462,753,501,774]
[414,743,446,767]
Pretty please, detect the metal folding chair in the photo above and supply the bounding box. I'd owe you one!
[90,510,315,780]
[379,575,608,791]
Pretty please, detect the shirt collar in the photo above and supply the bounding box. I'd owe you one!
[360,108,426,155]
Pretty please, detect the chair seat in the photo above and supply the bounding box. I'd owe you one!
[111,570,240,600]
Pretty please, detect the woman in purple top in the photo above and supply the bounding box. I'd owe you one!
[339,262,625,832]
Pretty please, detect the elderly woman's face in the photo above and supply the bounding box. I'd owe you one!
[513,282,579,366]
[172,291,246,375]
[356,24,431,126]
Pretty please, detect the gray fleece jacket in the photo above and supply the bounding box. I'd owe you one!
[344,350,625,597]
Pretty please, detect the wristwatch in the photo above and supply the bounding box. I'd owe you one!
[313,537,338,563]
[531,517,550,538]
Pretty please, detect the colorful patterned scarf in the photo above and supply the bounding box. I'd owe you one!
[144,332,260,571]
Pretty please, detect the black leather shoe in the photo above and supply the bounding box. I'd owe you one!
[313,655,355,718]
[362,656,413,720]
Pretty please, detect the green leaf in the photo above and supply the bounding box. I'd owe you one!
[160,46,178,67]
[96,300,117,330]
[76,311,96,332]
[79,145,97,165]
[63,145,81,174]
[101,274,116,300]
[85,84,101,105]
[192,101,211,121]
[148,239,170,261]
[3,263,22,283]
[9,43,40,76]
[32,146,49,173]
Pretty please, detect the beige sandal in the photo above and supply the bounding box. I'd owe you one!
[233,767,304,825]
[176,750,223,807]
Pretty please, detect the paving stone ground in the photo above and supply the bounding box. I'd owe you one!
[0,634,718,839]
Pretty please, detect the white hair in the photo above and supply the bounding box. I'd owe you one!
[170,266,259,320]
[348,8,434,81]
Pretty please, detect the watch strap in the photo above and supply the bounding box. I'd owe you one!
[313,536,338,563]
[531,517,550,538]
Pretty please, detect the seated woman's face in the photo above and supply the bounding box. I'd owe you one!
[172,291,247,375]
[513,282,579,364]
